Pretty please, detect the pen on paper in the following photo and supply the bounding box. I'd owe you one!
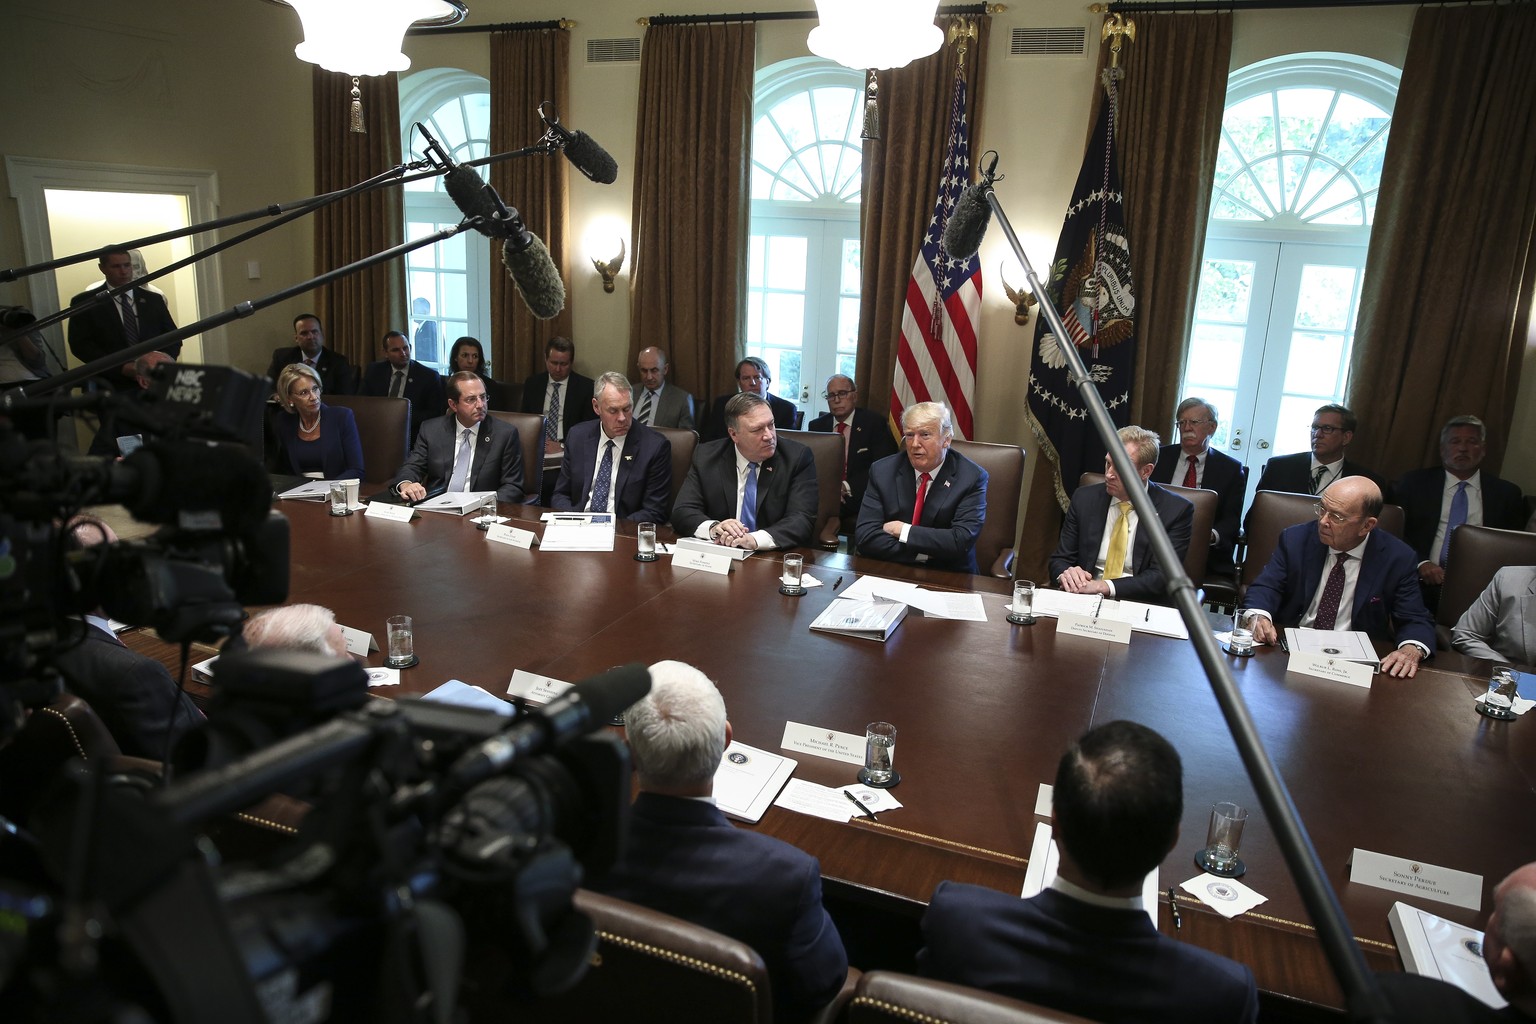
[1093,596,1104,621]
[844,790,878,822]
[1144,609,1150,622]
[833,576,844,591]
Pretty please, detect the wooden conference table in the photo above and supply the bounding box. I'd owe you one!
[256,498,1535,1011]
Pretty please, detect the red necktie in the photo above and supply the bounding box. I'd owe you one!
[1314,552,1349,630]
[1183,455,1198,488]
[911,472,931,525]
[835,421,848,478]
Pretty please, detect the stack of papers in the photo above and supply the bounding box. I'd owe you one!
[840,576,988,621]
[1284,627,1377,664]
[414,491,498,516]
[1029,590,1189,639]
[1389,902,1506,1009]
[540,512,617,551]
[713,741,797,822]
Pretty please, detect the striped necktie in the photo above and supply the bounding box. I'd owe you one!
[639,389,656,425]
[119,294,139,343]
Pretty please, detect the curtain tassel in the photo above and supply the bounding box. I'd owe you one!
[348,77,366,134]
[861,72,880,141]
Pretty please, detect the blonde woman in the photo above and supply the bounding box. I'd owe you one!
[272,362,363,480]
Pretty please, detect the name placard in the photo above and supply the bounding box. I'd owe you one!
[365,501,414,523]
[1350,848,1482,911]
[507,669,572,705]
[487,524,536,548]
[674,548,733,575]
[338,624,379,656]
[1289,652,1373,688]
[781,721,866,765]
[1056,612,1132,645]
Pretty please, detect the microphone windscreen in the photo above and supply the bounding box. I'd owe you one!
[564,131,619,185]
[567,663,651,725]
[942,184,992,258]
[445,165,512,238]
[501,234,566,320]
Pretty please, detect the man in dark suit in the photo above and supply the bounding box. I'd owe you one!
[919,720,1258,1024]
[389,371,528,503]
[1248,404,1381,532]
[360,329,445,443]
[702,357,797,441]
[632,345,696,431]
[67,247,180,391]
[856,401,987,574]
[594,659,848,1023]
[552,371,671,522]
[672,392,817,550]
[264,313,355,397]
[810,373,898,535]
[1050,426,1194,604]
[1153,397,1248,575]
[1246,476,1433,678]
[518,336,596,446]
[1391,415,1527,604]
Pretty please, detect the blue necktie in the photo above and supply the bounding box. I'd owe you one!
[1439,481,1469,567]
[741,463,759,530]
[590,440,615,513]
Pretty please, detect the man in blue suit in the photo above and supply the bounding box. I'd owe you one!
[552,371,671,522]
[1246,475,1434,678]
[919,720,1258,1023]
[1152,397,1248,575]
[856,401,987,574]
[594,660,848,1023]
[360,330,444,444]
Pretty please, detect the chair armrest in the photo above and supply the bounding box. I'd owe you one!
[806,968,861,1024]
[990,547,1015,579]
[817,518,841,550]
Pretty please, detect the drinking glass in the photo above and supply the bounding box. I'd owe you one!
[386,614,416,668]
[858,721,899,788]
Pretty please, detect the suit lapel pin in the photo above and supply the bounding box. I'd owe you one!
[624,455,633,461]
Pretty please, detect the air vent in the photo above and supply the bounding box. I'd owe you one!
[588,37,641,63]
[1010,26,1088,57]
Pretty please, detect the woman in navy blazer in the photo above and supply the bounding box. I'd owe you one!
[272,363,364,480]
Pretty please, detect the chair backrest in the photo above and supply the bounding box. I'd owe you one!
[1241,490,1405,589]
[322,394,409,485]
[1078,472,1217,584]
[489,410,546,499]
[780,429,846,549]
[952,439,1025,576]
[485,377,522,412]
[0,693,124,822]
[502,889,774,1024]
[846,972,1095,1024]
[1439,525,1536,631]
[792,409,805,429]
[653,426,698,518]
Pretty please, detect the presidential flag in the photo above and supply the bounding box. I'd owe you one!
[892,69,981,440]
[1027,73,1138,509]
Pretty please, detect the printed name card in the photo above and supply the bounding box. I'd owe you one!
[1288,652,1373,688]
[780,722,866,765]
[1056,612,1132,645]
[674,547,733,575]
[338,624,379,656]
[507,669,573,705]
[1350,849,1482,911]
[486,524,536,548]
[365,501,414,523]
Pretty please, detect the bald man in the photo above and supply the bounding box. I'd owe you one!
[632,346,696,430]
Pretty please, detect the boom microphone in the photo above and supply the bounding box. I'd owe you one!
[538,103,619,185]
[941,151,1001,259]
[502,234,567,321]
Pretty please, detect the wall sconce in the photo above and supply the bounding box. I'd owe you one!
[999,262,1037,325]
[592,239,626,294]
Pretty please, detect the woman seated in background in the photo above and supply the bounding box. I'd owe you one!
[272,362,364,480]
[450,336,494,384]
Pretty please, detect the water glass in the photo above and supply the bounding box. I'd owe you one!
[1483,667,1519,720]
[1229,608,1255,655]
[1009,579,1036,624]
[636,522,658,561]
[781,553,805,594]
[386,614,415,668]
[328,481,349,516]
[858,721,899,788]
[1197,801,1248,877]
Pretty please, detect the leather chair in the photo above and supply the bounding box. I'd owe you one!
[653,426,699,519]
[952,438,1025,577]
[1240,490,1406,593]
[489,410,547,500]
[322,393,410,485]
[1436,525,1536,647]
[1076,472,1218,585]
[792,409,805,429]
[780,428,847,550]
[485,377,522,412]
[846,971,1095,1024]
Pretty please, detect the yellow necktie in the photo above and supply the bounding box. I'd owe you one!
[1103,501,1132,579]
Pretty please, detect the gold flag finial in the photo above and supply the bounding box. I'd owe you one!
[1101,13,1136,70]
[948,19,977,68]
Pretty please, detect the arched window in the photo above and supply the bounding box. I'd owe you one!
[400,69,492,374]
[1180,54,1398,489]
[747,59,864,411]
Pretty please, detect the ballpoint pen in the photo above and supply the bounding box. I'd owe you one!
[843,790,879,822]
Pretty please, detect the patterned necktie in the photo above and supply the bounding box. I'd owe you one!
[1104,501,1132,579]
[118,294,139,343]
[545,382,562,442]
[1314,552,1349,630]
[741,462,759,530]
[1311,465,1328,495]
[912,472,932,525]
[1439,481,1469,567]
[639,389,656,425]
[389,369,405,398]
[590,440,615,513]
[1183,455,1198,488]
[448,427,473,492]
[836,421,849,479]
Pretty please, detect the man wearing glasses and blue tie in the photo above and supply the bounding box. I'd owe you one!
[390,371,529,504]
[1244,476,1433,678]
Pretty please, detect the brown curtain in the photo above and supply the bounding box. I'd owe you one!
[313,70,404,373]
[1349,3,1536,479]
[1015,13,1232,584]
[628,23,755,405]
[855,16,991,425]
[490,28,573,384]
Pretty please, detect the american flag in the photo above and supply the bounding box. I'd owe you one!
[892,70,981,440]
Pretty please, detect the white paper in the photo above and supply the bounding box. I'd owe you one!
[782,573,824,589]
[773,778,854,822]
[1181,873,1269,919]
[840,575,919,602]
[419,678,516,716]
[674,548,733,574]
[541,513,617,552]
[364,666,400,687]
[507,669,573,705]
[1031,591,1187,638]
[839,784,903,813]
[1286,627,1377,662]
[337,624,378,656]
[365,501,414,522]
[875,587,987,622]
[714,741,797,822]
[1034,783,1054,818]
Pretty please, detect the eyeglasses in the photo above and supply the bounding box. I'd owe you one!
[1175,418,1210,429]
[1310,424,1344,435]
[823,389,856,401]
[291,387,320,399]
[1312,502,1359,525]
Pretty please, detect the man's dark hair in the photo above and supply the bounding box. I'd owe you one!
[446,370,482,402]
[381,329,407,347]
[1314,403,1356,433]
[1053,720,1182,889]
[724,391,769,433]
[99,246,132,262]
[546,336,574,357]
[737,356,770,381]
[293,313,322,330]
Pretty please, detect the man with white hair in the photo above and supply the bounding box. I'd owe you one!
[242,604,349,658]
[594,660,848,1022]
